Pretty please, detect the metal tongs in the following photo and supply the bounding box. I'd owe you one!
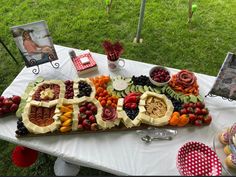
[136,127,177,143]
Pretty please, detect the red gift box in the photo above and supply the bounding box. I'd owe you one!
[72,51,98,75]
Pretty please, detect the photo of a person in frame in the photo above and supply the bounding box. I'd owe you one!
[22,30,56,61]
[11,20,58,67]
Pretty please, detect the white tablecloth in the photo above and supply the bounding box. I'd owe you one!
[1,45,236,175]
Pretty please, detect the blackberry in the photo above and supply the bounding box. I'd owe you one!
[15,119,29,136]
[77,81,92,98]
[131,75,155,87]
[64,80,74,99]
[123,107,139,120]
[166,95,182,111]
[17,120,23,126]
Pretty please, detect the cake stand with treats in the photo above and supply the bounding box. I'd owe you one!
[213,123,236,175]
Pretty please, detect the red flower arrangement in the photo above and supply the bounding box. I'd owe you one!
[102,40,124,61]
[12,146,38,167]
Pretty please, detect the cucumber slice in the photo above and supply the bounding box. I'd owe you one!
[116,92,122,98]
[153,87,161,94]
[106,85,113,94]
[173,93,178,100]
[120,91,126,98]
[148,86,154,92]
[170,91,175,98]
[144,85,149,91]
[183,96,190,103]
[166,86,172,93]
[130,85,136,92]
[179,95,185,103]
[138,86,145,93]
[135,85,140,92]
[35,76,44,84]
[125,86,131,95]
[189,94,198,103]
[16,100,26,118]
[175,93,181,102]
[25,82,34,92]
[111,91,117,97]
[166,88,173,95]
[161,86,167,93]
[197,95,204,102]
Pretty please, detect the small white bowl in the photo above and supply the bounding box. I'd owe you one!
[149,66,171,87]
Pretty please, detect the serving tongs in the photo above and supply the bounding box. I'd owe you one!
[136,127,177,143]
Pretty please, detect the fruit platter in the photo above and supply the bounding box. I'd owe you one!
[13,66,213,137]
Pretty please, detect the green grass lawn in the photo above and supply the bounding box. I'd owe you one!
[0,0,236,175]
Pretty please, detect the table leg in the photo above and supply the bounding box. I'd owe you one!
[54,157,80,176]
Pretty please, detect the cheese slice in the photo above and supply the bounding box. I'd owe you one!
[139,92,174,127]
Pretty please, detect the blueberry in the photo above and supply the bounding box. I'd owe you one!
[77,94,83,98]
[17,121,23,126]
[18,130,23,135]
[17,124,22,129]
[15,130,20,135]
[85,92,90,96]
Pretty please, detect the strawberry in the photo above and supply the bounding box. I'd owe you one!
[203,114,212,125]
[79,106,86,113]
[85,110,93,116]
[186,107,194,114]
[0,108,3,116]
[91,123,98,131]
[2,106,10,113]
[130,103,137,109]
[188,103,194,108]
[87,103,94,110]
[0,96,4,102]
[124,103,132,109]
[180,108,187,115]
[77,124,83,130]
[201,108,208,115]
[10,103,19,112]
[90,106,97,114]
[82,119,91,130]
[89,115,96,123]
[124,96,137,104]
[188,113,196,123]
[80,113,87,119]
[182,103,189,109]
[194,107,202,115]
[197,115,204,121]
[196,102,205,109]
[78,113,87,123]
[11,95,21,104]
[3,98,13,108]
[194,119,203,126]
[127,92,141,97]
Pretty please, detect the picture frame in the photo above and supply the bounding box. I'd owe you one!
[10,20,58,68]
[207,52,236,101]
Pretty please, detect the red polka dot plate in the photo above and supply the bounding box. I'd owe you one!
[177,141,222,176]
